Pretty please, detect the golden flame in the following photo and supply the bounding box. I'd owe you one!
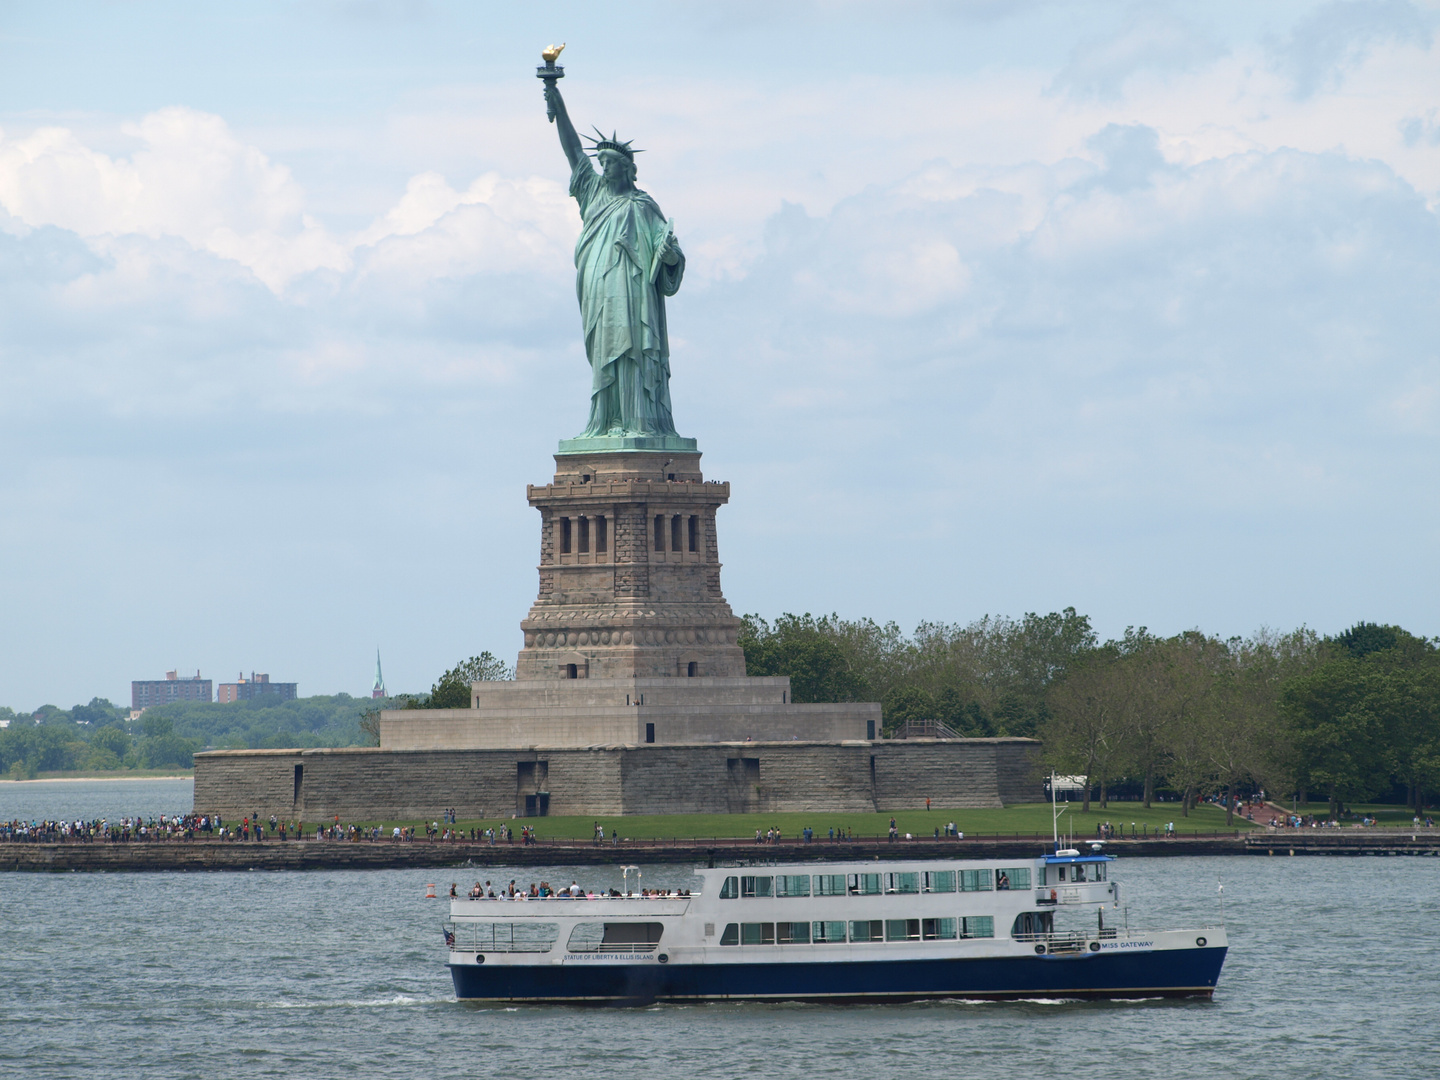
[542,43,566,63]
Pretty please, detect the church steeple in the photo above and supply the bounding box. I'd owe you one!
[371,649,386,699]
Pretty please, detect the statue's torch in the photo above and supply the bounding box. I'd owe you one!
[537,43,566,123]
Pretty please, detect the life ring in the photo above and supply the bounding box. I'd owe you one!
[1196,936,1207,947]
[1050,889,1057,901]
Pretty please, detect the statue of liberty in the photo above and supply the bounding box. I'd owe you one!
[542,72,686,442]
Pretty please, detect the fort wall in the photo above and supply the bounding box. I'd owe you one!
[193,739,1042,822]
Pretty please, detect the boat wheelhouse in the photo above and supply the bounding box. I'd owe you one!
[443,852,1226,1004]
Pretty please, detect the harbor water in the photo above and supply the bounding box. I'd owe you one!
[2,780,1436,1078]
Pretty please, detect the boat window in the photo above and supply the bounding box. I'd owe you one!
[741,876,774,898]
[885,919,921,942]
[812,920,847,943]
[720,923,739,946]
[815,874,846,896]
[922,917,957,941]
[885,872,919,894]
[740,922,775,945]
[1072,864,1088,883]
[924,871,956,893]
[566,922,663,953]
[1093,863,1106,881]
[848,873,882,896]
[1057,865,1067,882]
[849,920,884,943]
[960,869,992,892]
[719,876,739,899]
[997,868,1031,890]
[777,921,811,944]
[777,875,811,897]
[458,922,558,953]
[961,916,995,940]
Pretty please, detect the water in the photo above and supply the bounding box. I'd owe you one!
[0,777,193,822]
[2,784,1437,1078]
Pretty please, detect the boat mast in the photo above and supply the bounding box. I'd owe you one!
[1051,769,1060,851]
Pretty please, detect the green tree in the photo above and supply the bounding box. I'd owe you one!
[880,685,935,737]
[141,713,175,738]
[91,724,132,760]
[1281,659,1390,818]
[739,614,864,704]
[138,733,199,769]
[417,652,516,710]
[1156,633,1221,816]
[1044,646,1129,811]
[934,685,992,736]
[70,697,123,726]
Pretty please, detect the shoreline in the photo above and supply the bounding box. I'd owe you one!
[0,774,193,784]
[4,831,1437,872]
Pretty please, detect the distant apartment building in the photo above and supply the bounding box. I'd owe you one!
[132,670,213,710]
[216,672,298,704]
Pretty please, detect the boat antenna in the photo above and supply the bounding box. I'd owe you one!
[1051,770,1059,851]
[1218,878,1225,927]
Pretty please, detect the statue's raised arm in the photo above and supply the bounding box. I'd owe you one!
[543,80,587,174]
[537,50,687,446]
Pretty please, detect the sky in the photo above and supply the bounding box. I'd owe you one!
[1,1,1437,710]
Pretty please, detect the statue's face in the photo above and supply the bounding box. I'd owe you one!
[599,150,632,186]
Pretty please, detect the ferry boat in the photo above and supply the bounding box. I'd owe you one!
[442,850,1227,1004]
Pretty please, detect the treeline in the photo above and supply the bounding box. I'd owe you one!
[0,694,381,777]
[739,613,1440,821]
[2,652,520,771]
[1,700,201,777]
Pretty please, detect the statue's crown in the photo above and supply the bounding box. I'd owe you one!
[584,127,642,162]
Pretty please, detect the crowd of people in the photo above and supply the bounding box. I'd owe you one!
[1,813,256,842]
[0,813,546,844]
[1266,813,1435,829]
[450,878,693,900]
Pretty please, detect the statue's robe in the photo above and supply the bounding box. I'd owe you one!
[569,157,684,437]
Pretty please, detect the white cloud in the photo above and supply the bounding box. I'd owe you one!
[0,108,347,289]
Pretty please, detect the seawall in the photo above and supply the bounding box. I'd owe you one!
[7,831,1435,872]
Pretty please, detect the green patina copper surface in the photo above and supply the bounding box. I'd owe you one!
[542,70,692,455]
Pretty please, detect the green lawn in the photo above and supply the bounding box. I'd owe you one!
[298,801,1254,840]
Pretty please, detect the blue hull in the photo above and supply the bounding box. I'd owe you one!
[450,947,1227,1005]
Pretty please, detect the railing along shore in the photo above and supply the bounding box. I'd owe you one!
[3,827,1438,871]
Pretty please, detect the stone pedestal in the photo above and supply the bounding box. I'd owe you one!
[517,446,747,680]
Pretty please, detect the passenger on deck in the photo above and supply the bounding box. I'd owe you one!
[997,872,1010,890]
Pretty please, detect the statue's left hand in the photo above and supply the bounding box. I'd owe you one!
[659,230,682,266]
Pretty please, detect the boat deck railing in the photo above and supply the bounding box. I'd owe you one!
[1013,927,1217,952]
[563,943,660,954]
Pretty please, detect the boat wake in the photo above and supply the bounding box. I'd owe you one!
[263,994,454,1010]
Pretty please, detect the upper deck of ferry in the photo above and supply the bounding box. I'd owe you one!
[447,852,1119,918]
